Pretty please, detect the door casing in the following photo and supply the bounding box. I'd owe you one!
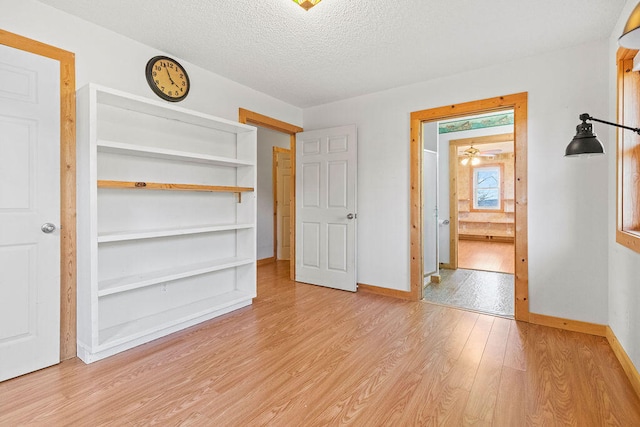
[447,132,515,270]
[239,109,303,280]
[0,29,77,359]
[410,93,529,321]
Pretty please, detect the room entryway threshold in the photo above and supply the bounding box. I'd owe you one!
[423,268,514,318]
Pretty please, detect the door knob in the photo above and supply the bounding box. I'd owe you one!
[347,213,355,220]
[41,223,56,233]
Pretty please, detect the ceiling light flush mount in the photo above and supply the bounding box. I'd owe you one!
[565,113,640,157]
[619,2,640,48]
[293,0,322,10]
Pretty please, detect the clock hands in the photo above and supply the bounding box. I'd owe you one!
[165,67,178,87]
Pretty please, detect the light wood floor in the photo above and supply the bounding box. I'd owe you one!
[458,239,515,274]
[2,261,639,425]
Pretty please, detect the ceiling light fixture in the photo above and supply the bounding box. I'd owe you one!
[619,2,640,48]
[460,145,480,167]
[293,0,322,10]
[565,113,640,157]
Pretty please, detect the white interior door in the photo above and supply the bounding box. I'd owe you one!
[0,44,61,382]
[295,125,357,292]
[276,149,291,260]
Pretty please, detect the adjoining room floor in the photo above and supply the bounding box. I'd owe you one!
[424,268,514,317]
[458,239,514,274]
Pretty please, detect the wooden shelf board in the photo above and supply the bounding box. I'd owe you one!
[97,290,255,349]
[98,257,254,297]
[458,219,514,224]
[98,223,254,243]
[97,140,254,167]
[97,180,253,193]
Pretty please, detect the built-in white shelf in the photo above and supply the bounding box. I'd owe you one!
[97,140,254,167]
[98,290,254,348]
[98,257,254,297]
[98,223,254,243]
[76,83,257,363]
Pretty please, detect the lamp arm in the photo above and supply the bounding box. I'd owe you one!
[582,113,640,135]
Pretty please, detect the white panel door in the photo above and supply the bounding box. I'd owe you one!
[296,125,357,292]
[276,149,291,260]
[0,44,60,382]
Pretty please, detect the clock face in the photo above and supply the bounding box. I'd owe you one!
[145,56,190,102]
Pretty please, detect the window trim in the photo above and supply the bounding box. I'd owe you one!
[470,163,504,212]
[616,48,640,254]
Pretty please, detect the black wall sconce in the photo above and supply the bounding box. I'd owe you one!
[565,113,640,157]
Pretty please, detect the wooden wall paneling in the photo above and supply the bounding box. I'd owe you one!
[0,29,77,360]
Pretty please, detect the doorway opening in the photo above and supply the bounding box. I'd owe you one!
[239,109,302,280]
[424,115,515,317]
[409,93,529,321]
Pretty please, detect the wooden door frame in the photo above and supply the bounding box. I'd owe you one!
[273,146,291,260]
[410,93,529,321]
[0,30,77,359]
[239,109,303,280]
[447,133,514,270]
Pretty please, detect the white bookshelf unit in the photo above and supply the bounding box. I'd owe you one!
[76,84,257,363]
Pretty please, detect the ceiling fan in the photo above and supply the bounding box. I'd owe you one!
[459,145,502,165]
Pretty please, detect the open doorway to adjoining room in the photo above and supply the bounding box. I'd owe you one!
[410,94,528,321]
[239,109,302,280]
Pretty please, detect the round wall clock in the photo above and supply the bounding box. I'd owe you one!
[145,56,190,102]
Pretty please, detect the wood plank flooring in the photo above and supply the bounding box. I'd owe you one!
[458,239,515,274]
[2,261,639,425]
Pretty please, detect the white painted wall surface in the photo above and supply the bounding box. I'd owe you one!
[1,0,622,331]
[304,40,610,324]
[256,127,290,260]
[608,0,640,375]
[0,0,302,127]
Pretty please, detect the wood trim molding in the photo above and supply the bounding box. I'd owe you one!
[239,109,302,280]
[357,283,413,300]
[607,326,640,398]
[410,93,529,321]
[0,30,77,360]
[616,50,640,254]
[528,313,640,399]
[528,313,607,337]
[239,108,303,134]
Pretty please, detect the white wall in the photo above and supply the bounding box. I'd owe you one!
[0,0,302,127]
[608,0,640,373]
[304,39,610,324]
[256,127,290,260]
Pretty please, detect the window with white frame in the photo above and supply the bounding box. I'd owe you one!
[472,165,502,211]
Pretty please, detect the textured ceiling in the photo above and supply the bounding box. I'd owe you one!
[36,0,625,108]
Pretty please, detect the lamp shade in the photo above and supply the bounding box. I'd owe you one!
[565,120,605,157]
[619,2,640,48]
